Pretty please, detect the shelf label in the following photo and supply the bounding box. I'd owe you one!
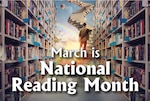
[33,42,40,47]
[20,36,25,42]
[37,29,41,33]
[111,70,115,74]
[42,34,46,39]
[121,18,127,23]
[105,56,108,59]
[18,57,23,62]
[21,77,26,82]
[35,70,40,74]
[124,76,130,82]
[127,57,132,62]
[23,18,29,23]
[112,27,117,31]
[33,27,37,31]
[109,30,113,34]
[38,17,41,21]
[109,17,112,21]
[125,36,130,42]
[33,56,37,60]
[113,56,117,60]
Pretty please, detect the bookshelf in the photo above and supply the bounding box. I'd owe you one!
[0,0,56,101]
[94,0,150,101]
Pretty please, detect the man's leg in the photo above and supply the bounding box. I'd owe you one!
[83,41,87,50]
[80,41,83,49]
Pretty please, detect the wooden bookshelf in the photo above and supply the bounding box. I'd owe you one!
[0,0,56,101]
[94,0,150,101]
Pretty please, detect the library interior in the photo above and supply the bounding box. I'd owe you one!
[0,0,150,101]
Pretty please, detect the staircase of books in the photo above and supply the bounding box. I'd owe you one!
[67,0,95,59]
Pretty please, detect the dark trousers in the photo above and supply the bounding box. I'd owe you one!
[80,41,87,50]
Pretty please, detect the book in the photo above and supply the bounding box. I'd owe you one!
[0,72,1,89]
[149,72,150,89]
[148,44,150,61]
[115,63,122,75]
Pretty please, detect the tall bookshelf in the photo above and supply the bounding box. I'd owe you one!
[0,0,56,101]
[94,0,150,101]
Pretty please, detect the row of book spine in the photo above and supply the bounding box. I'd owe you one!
[123,1,143,20]
[5,44,26,61]
[124,19,145,40]
[113,62,122,75]
[130,91,145,101]
[106,49,111,59]
[28,46,38,59]
[5,66,26,87]
[124,66,145,88]
[112,15,122,28]
[106,33,122,48]
[7,0,26,19]
[5,92,20,101]
[148,44,150,61]
[29,0,38,17]
[28,62,40,76]
[112,1,123,17]
[28,15,38,28]
[112,46,122,59]
[5,18,26,40]
[28,33,40,44]
[124,44,145,61]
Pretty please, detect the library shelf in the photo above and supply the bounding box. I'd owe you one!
[106,46,111,49]
[5,35,26,43]
[115,43,122,47]
[140,85,146,90]
[112,8,122,21]
[28,25,38,34]
[123,0,130,7]
[28,9,38,20]
[114,73,123,78]
[28,73,36,78]
[4,60,25,64]
[5,85,12,90]
[16,0,26,8]
[111,25,122,34]
[125,35,145,43]
[94,0,150,100]
[124,60,146,64]
[106,0,111,7]
[115,58,122,61]
[5,8,25,26]
[124,8,145,26]
[112,0,118,7]
[32,0,38,7]
[0,0,56,101]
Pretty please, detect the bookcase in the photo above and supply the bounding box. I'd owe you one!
[0,0,56,101]
[94,0,150,101]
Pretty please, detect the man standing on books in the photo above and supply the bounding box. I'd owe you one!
[79,23,92,50]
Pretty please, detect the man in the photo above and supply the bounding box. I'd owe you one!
[79,23,92,50]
